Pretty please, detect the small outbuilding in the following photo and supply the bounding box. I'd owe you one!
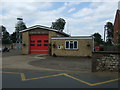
[51,36,93,57]
[20,25,94,57]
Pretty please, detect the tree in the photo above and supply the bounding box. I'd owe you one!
[10,32,17,43]
[0,25,12,44]
[0,25,5,41]
[51,18,66,32]
[0,25,6,32]
[92,33,103,46]
[104,22,114,45]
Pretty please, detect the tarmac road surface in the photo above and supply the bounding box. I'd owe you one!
[2,69,120,88]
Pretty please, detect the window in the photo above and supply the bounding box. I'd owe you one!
[65,41,78,49]
[37,40,41,42]
[37,44,41,46]
[44,44,48,46]
[31,40,35,42]
[66,41,69,48]
[70,41,73,49]
[30,44,35,46]
[74,41,77,49]
[44,40,48,42]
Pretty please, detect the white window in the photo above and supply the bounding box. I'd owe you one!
[65,41,78,49]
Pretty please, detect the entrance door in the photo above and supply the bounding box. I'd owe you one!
[30,35,49,54]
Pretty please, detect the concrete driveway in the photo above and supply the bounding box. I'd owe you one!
[2,54,54,71]
[2,49,92,72]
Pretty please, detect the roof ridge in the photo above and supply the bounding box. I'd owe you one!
[20,25,70,36]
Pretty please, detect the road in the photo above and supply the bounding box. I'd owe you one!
[1,50,120,89]
[2,69,120,88]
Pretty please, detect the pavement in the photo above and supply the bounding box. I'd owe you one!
[2,51,55,71]
[2,49,92,72]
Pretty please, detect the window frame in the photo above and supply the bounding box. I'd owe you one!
[44,44,48,46]
[30,40,35,43]
[30,44,35,46]
[65,40,78,50]
[37,44,42,46]
[37,40,42,43]
[44,40,48,42]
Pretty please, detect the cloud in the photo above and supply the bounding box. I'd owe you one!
[2,2,52,13]
[0,1,118,39]
[1,2,69,34]
[70,2,118,37]
[1,0,53,2]
[73,8,93,17]
[1,0,119,2]
[64,2,81,6]
[0,2,53,34]
[68,8,76,13]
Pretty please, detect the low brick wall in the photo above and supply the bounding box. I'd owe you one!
[92,52,120,72]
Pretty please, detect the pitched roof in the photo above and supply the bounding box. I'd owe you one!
[20,25,70,36]
[113,9,120,42]
[114,9,120,26]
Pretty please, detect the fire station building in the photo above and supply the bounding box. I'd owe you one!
[20,25,93,57]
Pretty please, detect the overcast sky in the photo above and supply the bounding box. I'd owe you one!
[0,0,119,38]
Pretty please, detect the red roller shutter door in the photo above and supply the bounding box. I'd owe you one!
[30,35,49,54]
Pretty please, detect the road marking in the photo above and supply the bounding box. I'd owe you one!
[2,71,120,86]
[63,73,120,86]
[2,72,65,81]
[20,73,26,81]
[24,73,65,81]
[63,73,93,86]
[2,72,20,74]
[91,78,120,86]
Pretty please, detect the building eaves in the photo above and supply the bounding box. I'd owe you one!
[51,36,93,39]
